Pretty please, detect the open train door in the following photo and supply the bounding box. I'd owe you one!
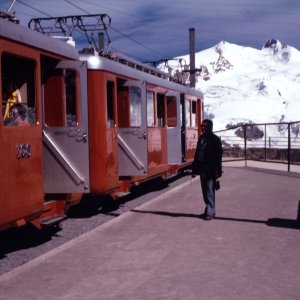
[42,60,90,193]
[117,80,148,176]
[0,52,44,230]
[166,91,181,164]
[180,93,187,162]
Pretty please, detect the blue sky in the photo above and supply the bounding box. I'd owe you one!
[1,0,300,62]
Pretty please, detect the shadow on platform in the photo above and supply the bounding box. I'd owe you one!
[67,174,185,218]
[131,209,300,230]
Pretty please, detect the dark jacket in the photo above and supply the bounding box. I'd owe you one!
[192,131,223,179]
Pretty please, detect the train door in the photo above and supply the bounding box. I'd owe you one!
[186,98,199,160]
[180,94,187,162]
[117,80,148,176]
[0,52,43,229]
[166,91,181,164]
[42,60,90,193]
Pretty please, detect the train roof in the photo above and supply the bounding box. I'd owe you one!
[80,53,203,98]
[0,18,79,60]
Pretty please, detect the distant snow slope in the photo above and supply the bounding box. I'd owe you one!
[160,39,300,131]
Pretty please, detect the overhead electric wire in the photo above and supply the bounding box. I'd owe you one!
[2,1,300,58]
[2,0,168,61]
[15,0,92,45]
[80,0,133,17]
[109,25,170,59]
[63,0,170,60]
[17,0,52,17]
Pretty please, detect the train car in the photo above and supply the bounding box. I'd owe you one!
[79,53,204,196]
[0,15,204,232]
[0,17,89,230]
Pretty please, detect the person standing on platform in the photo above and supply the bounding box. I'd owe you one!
[192,119,222,220]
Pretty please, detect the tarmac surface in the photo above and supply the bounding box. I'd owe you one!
[0,165,299,300]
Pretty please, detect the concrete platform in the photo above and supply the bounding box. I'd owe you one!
[0,166,299,300]
[224,159,300,173]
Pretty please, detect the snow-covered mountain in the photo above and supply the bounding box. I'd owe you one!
[160,39,300,131]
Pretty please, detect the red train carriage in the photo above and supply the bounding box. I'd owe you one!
[0,15,204,231]
[80,53,203,196]
[0,18,89,230]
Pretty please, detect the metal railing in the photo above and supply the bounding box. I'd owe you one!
[215,121,300,172]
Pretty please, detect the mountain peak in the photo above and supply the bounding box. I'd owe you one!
[263,38,282,49]
[215,40,227,56]
[157,40,300,130]
[193,40,300,130]
[262,39,291,62]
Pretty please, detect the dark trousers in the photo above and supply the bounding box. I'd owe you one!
[200,175,216,216]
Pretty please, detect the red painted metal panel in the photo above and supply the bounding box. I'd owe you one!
[0,126,44,230]
[87,71,119,194]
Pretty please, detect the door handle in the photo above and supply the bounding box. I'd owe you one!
[76,132,88,143]
[82,133,88,143]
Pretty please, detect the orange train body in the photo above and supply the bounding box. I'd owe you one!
[0,17,204,231]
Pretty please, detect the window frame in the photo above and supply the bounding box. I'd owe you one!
[1,51,37,127]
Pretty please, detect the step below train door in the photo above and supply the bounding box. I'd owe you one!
[166,91,181,164]
[117,80,148,176]
[42,60,90,193]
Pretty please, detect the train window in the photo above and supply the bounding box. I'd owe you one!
[129,86,141,127]
[107,81,115,128]
[44,68,79,127]
[191,101,197,127]
[65,69,79,127]
[157,93,165,127]
[185,99,191,127]
[147,90,154,127]
[167,96,177,127]
[1,53,36,127]
[180,103,183,126]
[117,83,130,128]
[117,82,142,128]
[44,69,65,127]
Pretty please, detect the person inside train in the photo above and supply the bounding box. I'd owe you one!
[3,80,22,121]
[7,103,30,127]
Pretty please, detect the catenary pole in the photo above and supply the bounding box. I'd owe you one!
[189,28,196,88]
